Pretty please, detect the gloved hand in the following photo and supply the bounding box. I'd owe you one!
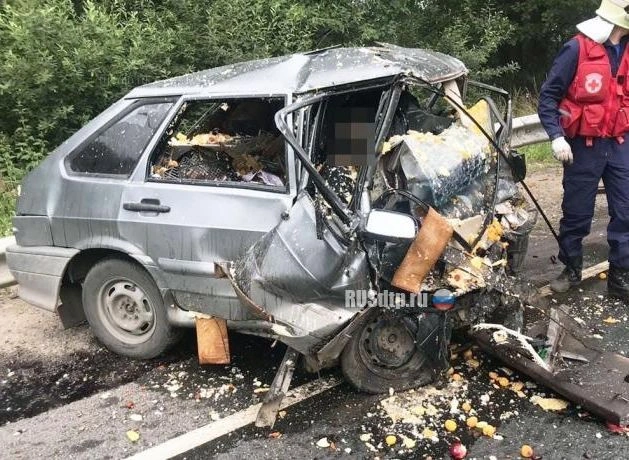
[551,137,573,165]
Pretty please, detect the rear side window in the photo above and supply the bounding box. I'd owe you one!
[68,101,173,176]
[148,97,287,190]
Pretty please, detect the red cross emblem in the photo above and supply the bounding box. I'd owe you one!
[584,73,603,94]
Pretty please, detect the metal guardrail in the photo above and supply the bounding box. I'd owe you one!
[510,114,549,149]
[0,236,16,288]
[0,115,549,290]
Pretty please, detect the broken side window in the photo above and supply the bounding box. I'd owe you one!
[307,89,384,205]
[148,97,287,189]
[67,100,174,177]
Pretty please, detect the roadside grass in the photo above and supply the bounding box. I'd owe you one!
[0,182,17,237]
[511,87,540,116]
[520,142,553,167]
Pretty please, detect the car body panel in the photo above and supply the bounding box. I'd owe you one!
[11,216,54,247]
[15,98,135,220]
[227,192,371,354]
[6,245,79,311]
[129,45,467,98]
[119,180,295,319]
[115,92,298,318]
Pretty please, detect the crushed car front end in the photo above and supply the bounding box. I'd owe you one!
[225,46,537,393]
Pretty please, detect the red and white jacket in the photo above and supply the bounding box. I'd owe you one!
[560,33,629,145]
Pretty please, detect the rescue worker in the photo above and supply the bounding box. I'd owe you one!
[539,0,629,299]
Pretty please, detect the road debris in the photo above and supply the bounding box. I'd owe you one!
[530,396,569,412]
[444,420,457,432]
[606,422,629,434]
[602,316,621,325]
[316,437,330,448]
[402,435,417,449]
[482,424,496,437]
[471,304,629,425]
[521,444,534,458]
[385,434,397,446]
[449,440,467,459]
[126,430,140,443]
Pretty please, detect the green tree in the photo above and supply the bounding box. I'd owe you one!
[0,0,518,182]
[0,0,190,176]
[494,0,598,87]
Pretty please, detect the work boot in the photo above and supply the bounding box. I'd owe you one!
[608,265,629,302]
[550,257,582,293]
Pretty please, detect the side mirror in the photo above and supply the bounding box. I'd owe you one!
[363,209,417,243]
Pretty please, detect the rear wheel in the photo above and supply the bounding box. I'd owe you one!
[82,258,181,359]
[341,309,436,394]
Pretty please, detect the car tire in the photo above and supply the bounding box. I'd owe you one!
[341,309,435,394]
[82,257,181,359]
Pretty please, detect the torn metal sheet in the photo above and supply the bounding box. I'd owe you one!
[255,347,300,428]
[226,77,535,387]
[373,95,535,301]
[228,193,370,354]
[387,125,490,209]
[472,321,629,425]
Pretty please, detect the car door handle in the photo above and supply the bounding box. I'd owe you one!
[123,200,170,213]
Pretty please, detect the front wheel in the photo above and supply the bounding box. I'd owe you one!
[82,258,181,359]
[341,309,436,394]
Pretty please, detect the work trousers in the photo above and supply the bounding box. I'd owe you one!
[560,135,629,269]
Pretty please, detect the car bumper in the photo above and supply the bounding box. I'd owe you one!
[6,245,79,311]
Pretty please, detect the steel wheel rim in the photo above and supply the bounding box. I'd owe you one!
[358,314,420,377]
[97,278,156,344]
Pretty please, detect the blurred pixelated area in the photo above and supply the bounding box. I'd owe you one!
[329,107,376,167]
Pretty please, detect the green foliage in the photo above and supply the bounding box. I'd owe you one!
[386,0,518,81]
[0,180,18,237]
[493,0,598,87]
[0,0,598,234]
[520,143,553,165]
[0,0,519,180]
[0,1,192,169]
[203,0,353,64]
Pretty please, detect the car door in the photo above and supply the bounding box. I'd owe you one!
[119,94,297,320]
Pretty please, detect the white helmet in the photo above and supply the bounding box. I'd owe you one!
[577,0,629,43]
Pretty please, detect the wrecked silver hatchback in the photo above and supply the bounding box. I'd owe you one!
[7,45,536,415]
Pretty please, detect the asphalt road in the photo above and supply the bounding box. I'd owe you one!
[177,279,629,460]
[1,166,628,459]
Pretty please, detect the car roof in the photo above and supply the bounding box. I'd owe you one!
[127,44,467,99]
